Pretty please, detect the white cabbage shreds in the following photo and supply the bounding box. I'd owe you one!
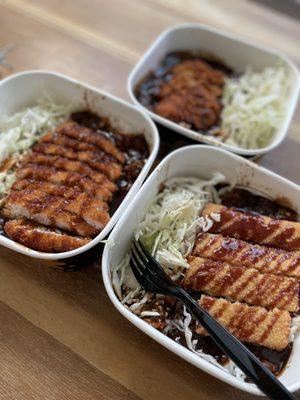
[110,173,256,378]
[220,66,290,149]
[0,97,70,197]
[135,173,225,275]
[111,173,225,310]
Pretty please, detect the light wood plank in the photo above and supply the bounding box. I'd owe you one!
[147,0,300,64]
[0,247,264,400]
[0,4,132,98]
[0,301,140,400]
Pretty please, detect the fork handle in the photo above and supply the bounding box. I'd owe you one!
[173,287,295,400]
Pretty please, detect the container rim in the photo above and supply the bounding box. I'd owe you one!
[102,144,300,396]
[127,23,300,156]
[0,70,160,259]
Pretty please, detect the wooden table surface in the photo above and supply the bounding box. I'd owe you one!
[0,1,299,399]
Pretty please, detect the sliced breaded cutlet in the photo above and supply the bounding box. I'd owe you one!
[154,59,225,131]
[2,190,100,237]
[40,131,101,152]
[202,203,300,251]
[194,232,300,279]
[3,188,110,231]
[4,219,91,252]
[55,121,125,164]
[17,165,114,201]
[22,153,117,190]
[19,183,109,225]
[183,256,299,312]
[12,179,86,200]
[33,142,122,181]
[197,295,291,351]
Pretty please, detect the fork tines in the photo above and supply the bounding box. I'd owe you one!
[130,238,174,294]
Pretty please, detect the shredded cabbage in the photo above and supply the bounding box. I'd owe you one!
[134,173,225,275]
[0,96,70,197]
[110,174,252,377]
[111,174,225,297]
[219,66,290,149]
[112,173,225,296]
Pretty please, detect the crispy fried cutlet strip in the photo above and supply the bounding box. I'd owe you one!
[183,257,299,312]
[33,142,122,181]
[17,165,113,201]
[2,190,99,237]
[22,153,116,191]
[202,203,300,251]
[194,232,300,279]
[56,122,125,164]
[197,295,291,351]
[4,219,91,253]
[3,187,109,230]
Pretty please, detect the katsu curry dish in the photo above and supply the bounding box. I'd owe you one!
[135,51,290,149]
[112,175,300,378]
[0,99,149,253]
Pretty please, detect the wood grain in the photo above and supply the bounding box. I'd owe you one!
[0,0,299,399]
[0,247,259,400]
[0,301,140,400]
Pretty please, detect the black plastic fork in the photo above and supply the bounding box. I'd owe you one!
[130,238,295,400]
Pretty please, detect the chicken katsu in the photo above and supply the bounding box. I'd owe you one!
[202,203,300,251]
[194,232,300,278]
[179,193,300,373]
[114,182,300,377]
[184,256,299,312]
[197,295,291,351]
[135,51,231,133]
[0,111,149,253]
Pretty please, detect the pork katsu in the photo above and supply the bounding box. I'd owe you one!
[135,51,231,133]
[5,218,90,253]
[23,152,118,187]
[56,121,125,163]
[32,143,122,180]
[17,165,114,201]
[135,51,289,150]
[154,59,225,131]
[0,112,149,253]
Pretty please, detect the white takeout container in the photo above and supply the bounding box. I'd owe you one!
[0,71,159,269]
[102,145,300,395]
[128,23,300,156]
